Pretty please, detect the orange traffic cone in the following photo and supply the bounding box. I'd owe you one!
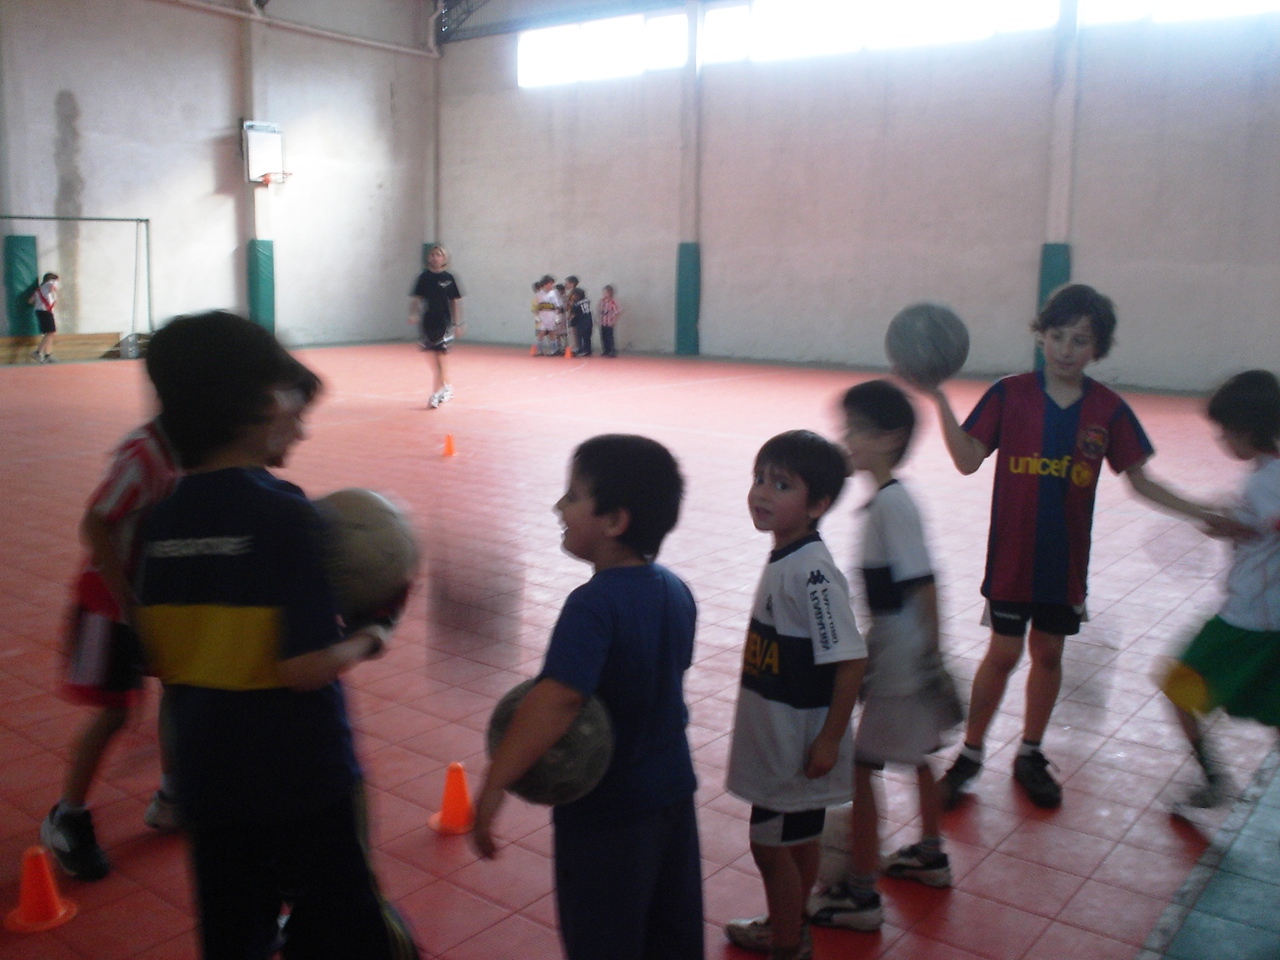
[530,344,538,357]
[4,846,77,933]
[564,345,572,358]
[428,761,475,835]
[442,434,456,458]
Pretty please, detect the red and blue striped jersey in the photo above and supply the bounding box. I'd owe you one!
[963,372,1153,606]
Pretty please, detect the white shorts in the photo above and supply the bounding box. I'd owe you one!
[854,691,951,767]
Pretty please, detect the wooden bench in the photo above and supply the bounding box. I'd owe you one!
[0,333,129,364]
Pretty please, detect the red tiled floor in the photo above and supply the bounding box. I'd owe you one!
[0,345,1274,959]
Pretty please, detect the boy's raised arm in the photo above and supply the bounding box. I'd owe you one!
[805,658,865,779]
[473,677,586,859]
[921,386,988,475]
[1125,463,1255,540]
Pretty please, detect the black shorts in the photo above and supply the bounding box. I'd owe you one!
[36,310,56,334]
[420,324,451,352]
[988,600,1082,638]
[748,805,826,847]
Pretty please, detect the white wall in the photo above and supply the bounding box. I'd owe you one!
[0,0,434,345]
[438,7,1280,392]
[439,32,684,352]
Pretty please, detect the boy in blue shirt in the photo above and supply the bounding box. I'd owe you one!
[473,434,703,960]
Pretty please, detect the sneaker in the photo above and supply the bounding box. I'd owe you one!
[439,384,454,403]
[40,805,110,881]
[940,752,983,809]
[883,843,952,887]
[1173,772,1232,812]
[723,916,813,958]
[144,790,181,831]
[1013,749,1062,808]
[807,882,883,931]
[29,349,41,363]
[428,391,443,409]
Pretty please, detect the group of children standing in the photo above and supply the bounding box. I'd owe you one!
[531,275,622,358]
[36,280,1280,960]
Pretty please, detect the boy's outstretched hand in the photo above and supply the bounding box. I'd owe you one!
[1200,510,1258,543]
[471,787,505,859]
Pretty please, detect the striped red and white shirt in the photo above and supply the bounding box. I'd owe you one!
[76,420,181,620]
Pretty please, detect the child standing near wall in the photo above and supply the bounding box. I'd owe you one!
[1159,369,1280,810]
[533,275,560,356]
[29,271,60,363]
[598,285,622,357]
[808,381,957,932]
[917,284,1244,809]
[569,288,594,357]
[725,430,866,960]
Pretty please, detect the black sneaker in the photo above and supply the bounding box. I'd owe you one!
[807,882,883,931]
[940,753,982,809]
[1013,750,1062,808]
[40,804,110,880]
[883,842,952,887]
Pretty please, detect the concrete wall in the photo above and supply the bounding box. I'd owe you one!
[0,0,434,346]
[439,8,1280,391]
[439,32,683,352]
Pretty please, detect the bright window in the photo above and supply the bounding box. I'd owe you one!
[1079,0,1280,24]
[518,13,689,87]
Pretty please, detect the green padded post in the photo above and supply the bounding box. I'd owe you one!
[1035,242,1071,370]
[247,239,275,333]
[4,235,39,336]
[675,242,700,356]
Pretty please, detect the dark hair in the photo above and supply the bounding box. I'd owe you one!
[565,276,579,286]
[1033,283,1117,359]
[1207,369,1280,454]
[573,435,684,561]
[841,379,917,466]
[570,288,585,303]
[146,311,321,469]
[754,430,848,513]
[532,280,542,292]
[539,274,554,287]
[41,272,59,283]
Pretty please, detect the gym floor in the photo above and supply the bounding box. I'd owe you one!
[0,343,1275,960]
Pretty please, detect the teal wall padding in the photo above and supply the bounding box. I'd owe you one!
[247,239,275,333]
[4,235,39,336]
[675,242,700,356]
[1035,242,1071,369]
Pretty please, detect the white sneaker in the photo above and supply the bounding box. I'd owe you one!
[428,391,443,409]
[440,384,453,403]
[807,881,883,931]
[144,790,181,831]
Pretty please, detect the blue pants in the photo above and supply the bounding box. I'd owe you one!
[554,796,704,960]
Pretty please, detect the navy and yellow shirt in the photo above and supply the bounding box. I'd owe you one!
[135,468,359,825]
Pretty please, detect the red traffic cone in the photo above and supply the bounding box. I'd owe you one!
[429,761,475,835]
[4,846,77,933]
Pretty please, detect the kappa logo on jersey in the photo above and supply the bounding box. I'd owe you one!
[743,626,780,676]
[807,570,829,586]
[1077,425,1108,461]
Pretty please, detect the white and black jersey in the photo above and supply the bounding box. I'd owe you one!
[726,533,865,811]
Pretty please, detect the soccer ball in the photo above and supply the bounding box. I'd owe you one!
[884,302,970,388]
[314,488,419,622]
[487,678,614,806]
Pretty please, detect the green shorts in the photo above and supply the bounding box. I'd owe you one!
[1162,616,1280,726]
